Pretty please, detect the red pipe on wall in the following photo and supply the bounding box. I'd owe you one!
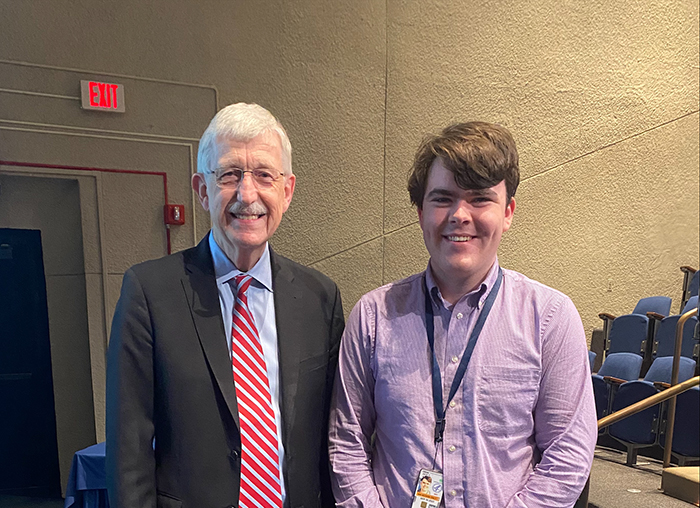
[0,160,173,254]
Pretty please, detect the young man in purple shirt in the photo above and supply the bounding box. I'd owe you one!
[329,122,597,508]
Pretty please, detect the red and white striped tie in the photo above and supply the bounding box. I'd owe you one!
[231,274,283,508]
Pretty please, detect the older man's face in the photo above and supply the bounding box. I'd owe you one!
[192,130,295,268]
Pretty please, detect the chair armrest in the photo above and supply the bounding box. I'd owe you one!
[653,381,671,390]
[680,266,697,274]
[599,312,617,321]
[647,311,665,321]
[603,376,627,385]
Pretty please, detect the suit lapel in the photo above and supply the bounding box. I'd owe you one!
[181,242,306,443]
[182,236,239,429]
[271,249,305,442]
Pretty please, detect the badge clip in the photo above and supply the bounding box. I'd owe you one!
[434,418,446,443]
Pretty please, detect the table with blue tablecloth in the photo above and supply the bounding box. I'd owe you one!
[64,442,109,508]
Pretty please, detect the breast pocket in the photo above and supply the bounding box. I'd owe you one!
[476,367,539,436]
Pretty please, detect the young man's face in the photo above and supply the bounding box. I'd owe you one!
[420,478,431,493]
[418,158,515,291]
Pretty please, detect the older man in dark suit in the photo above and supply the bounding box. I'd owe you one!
[106,103,344,508]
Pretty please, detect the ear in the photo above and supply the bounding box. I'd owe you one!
[191,173,210,212]
[502,197,516,232]
[417,206,424,230]
[281,174,296,212]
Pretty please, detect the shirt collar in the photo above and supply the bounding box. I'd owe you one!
[425,258,500,310]
[208,233,273,292]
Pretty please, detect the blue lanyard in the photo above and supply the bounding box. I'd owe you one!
[423,267,503,443]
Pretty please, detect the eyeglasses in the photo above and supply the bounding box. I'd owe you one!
[208,167,284,188]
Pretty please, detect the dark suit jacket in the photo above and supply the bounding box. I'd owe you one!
[106,235,344,508]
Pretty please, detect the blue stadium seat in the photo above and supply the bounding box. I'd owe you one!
[680,266,699,313]
[588,351,596,373]
[599,296,672,358]
[606,314,649,356]
[660,386,700,465]
[608,356,696,465]
[682,295,698,314]
[651,296,699,360]
[690,271,700,298]
[632,296,673,316]
[592,352,643,421]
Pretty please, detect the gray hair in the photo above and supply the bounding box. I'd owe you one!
[197,103,293,176]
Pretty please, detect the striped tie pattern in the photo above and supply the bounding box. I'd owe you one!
[231,274,283,508]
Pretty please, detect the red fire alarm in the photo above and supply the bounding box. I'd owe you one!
[164,204,186,225]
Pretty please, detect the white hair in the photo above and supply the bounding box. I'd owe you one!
[197,102,292,176]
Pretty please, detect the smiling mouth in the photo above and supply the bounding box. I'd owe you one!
[445,235,473,242]
[231,213,265,220]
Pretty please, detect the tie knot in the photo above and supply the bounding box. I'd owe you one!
[233,274,253,296]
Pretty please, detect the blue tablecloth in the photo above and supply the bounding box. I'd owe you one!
[64,442,109,508]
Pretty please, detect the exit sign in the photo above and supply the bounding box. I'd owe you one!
[80,80,125,113]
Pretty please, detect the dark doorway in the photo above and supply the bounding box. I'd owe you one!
[0,229,61,498]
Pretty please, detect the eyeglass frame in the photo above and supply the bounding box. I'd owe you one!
[205,167,287,189]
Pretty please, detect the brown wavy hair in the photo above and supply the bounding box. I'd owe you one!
[408,121,520,209]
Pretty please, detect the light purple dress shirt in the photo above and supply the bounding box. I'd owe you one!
[329,261,597,508]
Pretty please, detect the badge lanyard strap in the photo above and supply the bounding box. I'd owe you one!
[424,267,503,445]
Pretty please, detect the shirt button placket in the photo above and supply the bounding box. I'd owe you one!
[445,304,468,506]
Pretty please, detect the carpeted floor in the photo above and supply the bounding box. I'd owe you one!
[589,447,696,508]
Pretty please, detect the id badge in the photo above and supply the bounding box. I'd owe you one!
[411,469,444,508]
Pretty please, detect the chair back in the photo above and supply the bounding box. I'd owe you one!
[690,271,700,298]
[633,296,672,316]
[668,386,700,458]
[682,295,698,314]
[607,314,649,355]
[597,352,643,381]
[643,356,696,384]
[654,314,698,359]
[588,351,596,373]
